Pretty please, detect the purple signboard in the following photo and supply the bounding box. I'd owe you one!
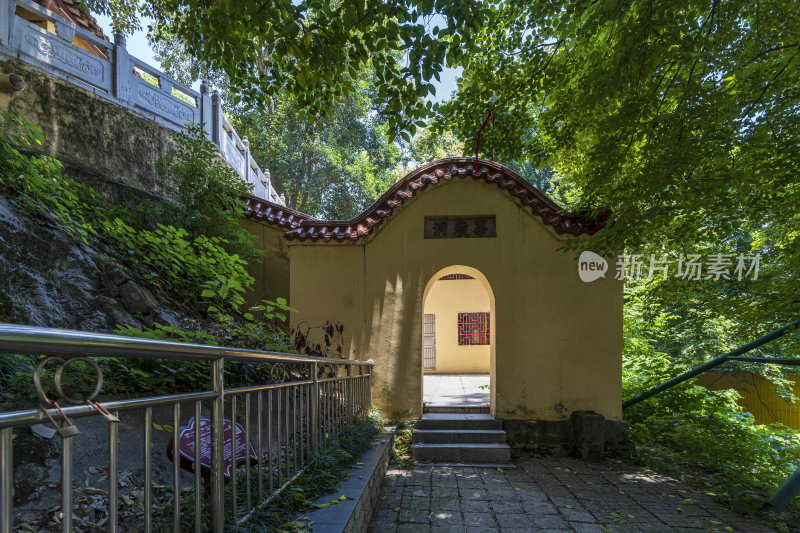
[172,417,257,478]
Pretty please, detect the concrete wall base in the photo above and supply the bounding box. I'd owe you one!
[503,411,632,460]
[0,57,178,201]
[305,426,396,533]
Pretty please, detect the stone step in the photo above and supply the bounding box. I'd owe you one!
[414,462,516,469]
[411,443,511,463]
[424,405,490,414]
[415,413,502,431]
[412,429,506,444]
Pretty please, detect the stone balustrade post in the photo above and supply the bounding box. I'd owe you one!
[264,170,273,201]
[211,89,222,145]
[0,0,9,47]
[5,0,21,51]
[113,29,129,103]
[200,80,213,140]
[53,18,74,44]
[159,78,172,96]
[242,137,250,184]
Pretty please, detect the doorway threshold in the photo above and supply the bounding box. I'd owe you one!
[423,404,490,414]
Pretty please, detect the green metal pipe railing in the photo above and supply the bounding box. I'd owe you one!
[622,320,800,409]
[621,320,800,515]
[762,467,800,516]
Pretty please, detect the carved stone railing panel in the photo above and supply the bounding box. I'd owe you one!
[222,134,245,176]
[131,75,200,129]
[8,7,111,92]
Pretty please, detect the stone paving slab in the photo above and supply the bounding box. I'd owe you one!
[368,452,787,532]
[423,375,489,407]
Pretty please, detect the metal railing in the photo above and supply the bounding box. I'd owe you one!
[622,320,800,515]
[622,321,800,409]
[0,0,284,205]
[0,324,372,532]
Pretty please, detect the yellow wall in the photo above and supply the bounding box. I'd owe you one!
[696,370,800,428]
[423,277,490,374]
[241,218,291,306]
[288,178,623,421]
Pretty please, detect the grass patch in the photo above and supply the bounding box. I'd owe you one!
[234,409,384,532]
[390,421,415,470]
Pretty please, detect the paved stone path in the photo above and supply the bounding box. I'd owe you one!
[423,375,489,407]
[368,453,783,532]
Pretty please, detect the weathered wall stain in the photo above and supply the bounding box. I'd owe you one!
[0,58,177,202]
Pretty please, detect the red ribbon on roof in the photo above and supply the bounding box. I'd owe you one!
[474,109,494,173]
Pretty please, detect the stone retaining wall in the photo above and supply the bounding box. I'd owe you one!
[0,57,178,202]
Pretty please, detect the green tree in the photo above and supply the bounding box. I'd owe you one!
[156,124,256,256]
[89,0,800,348]
[231,72,402,219]
[436,0,800,345]
[87,0,487,138]
[403,127,465,168]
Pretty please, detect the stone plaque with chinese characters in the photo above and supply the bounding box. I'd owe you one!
[424,216,496,239]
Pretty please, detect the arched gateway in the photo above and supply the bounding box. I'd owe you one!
[242,158,625,448]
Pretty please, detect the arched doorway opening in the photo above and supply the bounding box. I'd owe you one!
[421,265,496,414]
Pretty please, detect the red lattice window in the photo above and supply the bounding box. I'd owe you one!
[439,273,475,280]
[457,312,490,345]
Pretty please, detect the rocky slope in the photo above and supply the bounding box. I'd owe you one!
[0,196,184,332]
[0,195,203,529]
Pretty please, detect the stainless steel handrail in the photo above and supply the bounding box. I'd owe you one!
[0,323,373,533]
[0,323,372,366]
[0,390,217,429]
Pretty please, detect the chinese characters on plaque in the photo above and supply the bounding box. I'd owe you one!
[424,216,496,239]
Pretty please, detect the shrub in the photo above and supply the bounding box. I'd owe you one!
[0,112,290,397]
[623,296,800,514]
[0,112,254,315]
[154,123,260,262]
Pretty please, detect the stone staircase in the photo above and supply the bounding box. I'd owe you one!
[412,408,511,465]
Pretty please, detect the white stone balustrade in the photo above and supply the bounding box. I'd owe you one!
[0,0,283,205]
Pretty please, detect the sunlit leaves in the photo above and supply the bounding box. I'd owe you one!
[438,0,800,339]
[230,66,403,219]
[94,0,487,138]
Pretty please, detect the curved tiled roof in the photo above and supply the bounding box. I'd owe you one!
[243,195,317,229]
[283,158,608,242]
